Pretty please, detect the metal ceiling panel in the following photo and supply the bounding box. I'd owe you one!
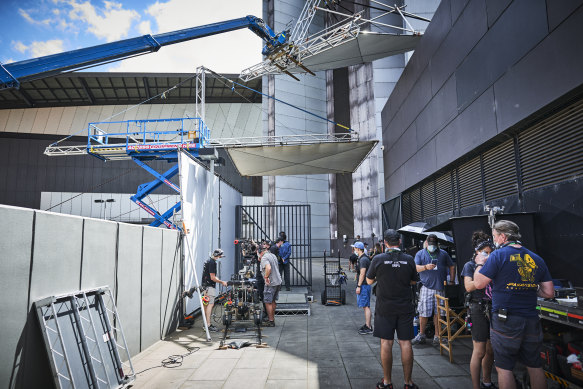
[289,32,421,73]
[226,140,377,176]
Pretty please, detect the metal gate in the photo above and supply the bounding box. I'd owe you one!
[235,205,312,287]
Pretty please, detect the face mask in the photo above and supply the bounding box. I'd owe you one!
[494,242,500,249]
[479,251,489,259]
[427,245,436,253]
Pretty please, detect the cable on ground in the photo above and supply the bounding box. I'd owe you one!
[134,346,200,375]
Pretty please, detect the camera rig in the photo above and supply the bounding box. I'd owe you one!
[217,240,266,348]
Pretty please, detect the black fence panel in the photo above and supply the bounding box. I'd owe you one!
[235,205,312,287]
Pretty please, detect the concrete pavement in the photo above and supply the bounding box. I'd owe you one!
[128,258,490,388]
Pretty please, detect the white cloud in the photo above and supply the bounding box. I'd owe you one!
[19,8,52,25]
[108,0,262,74]
[67,0,140,42]
[138,20,151,35]
[12,41,28,54]
[12,39,65,58]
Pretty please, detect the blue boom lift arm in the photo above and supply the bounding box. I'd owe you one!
[0,15,287,90]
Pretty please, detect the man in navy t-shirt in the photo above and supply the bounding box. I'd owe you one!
[474,220,554,389]
[412,234,455,345]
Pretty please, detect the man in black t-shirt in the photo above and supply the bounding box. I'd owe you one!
[200,249,228,332]
[367,229,419,389]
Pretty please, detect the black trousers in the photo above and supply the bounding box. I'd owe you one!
[279,262,290,289]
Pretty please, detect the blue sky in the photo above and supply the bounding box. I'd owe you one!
[0,0,263,73]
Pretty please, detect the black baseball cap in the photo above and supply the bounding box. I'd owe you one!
[212,249,225,258]
[384,229,400,243]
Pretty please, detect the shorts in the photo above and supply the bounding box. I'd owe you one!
[417,286,443,317]
[468,302,490,342]
[264,285,281,303]
[490,313,543,370]
[350,258,357,264]
[204,287,217,305]
[357,284,372,308]
[373,311,414,340]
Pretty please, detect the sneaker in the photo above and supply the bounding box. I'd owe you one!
[182,287,195,298]
[205,324,219,332]
[263,320,275,327]
[480,382,497,389]
[358,324,368,331]
[433,336,441,345]
[376,379,393,389]
[358,325,373,335]
[404,383,419,389]
[411,333,426,345]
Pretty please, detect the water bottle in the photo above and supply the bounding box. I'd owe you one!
[413,316,419,336]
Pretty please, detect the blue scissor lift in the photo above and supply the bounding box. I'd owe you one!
[86,117,212,230]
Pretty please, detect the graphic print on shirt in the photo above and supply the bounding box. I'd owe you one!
[507,253,538,289]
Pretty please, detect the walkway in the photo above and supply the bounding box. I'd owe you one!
[129,258,489,388]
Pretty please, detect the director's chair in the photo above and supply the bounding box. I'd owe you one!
[435,284,471,363]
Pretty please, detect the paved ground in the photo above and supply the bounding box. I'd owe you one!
[129,258,496,389]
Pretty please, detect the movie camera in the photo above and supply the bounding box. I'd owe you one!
[234,238,260,279]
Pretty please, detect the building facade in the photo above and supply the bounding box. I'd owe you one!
[382,0,583,281]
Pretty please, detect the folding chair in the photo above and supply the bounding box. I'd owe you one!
[435,284,471,363]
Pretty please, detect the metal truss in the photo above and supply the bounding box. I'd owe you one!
[35,287,135,389]
[44,145,88,156]
[207,132,358,148]
[240,1,428,81]
[195,66,206,123]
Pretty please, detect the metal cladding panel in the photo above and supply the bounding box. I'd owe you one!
[140,227,162,349]
[485,0,512,27]
[456,0,548,111]
[415,75,457,146]
[494,5,583,133]
[546,1,582,31]
[160,229,181,338]
[435,87,498,170]
[30,211,84,301]
[80,218,117,290]
[450,0,470,23]
[429,0,488,94]
[115,223,143,357]
[0,206,34,389]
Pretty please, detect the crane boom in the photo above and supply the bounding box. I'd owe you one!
[0,15,286,90]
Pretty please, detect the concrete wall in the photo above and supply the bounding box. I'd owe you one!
[264,0,330,256]
[0,205,182,388]
[382,0,583,199]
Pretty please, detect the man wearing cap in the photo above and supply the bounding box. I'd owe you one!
[367,229,419,389]
[412,234,455,345]
[353,241,373,334]
[200,249,228,332]
[259,240,282,327]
